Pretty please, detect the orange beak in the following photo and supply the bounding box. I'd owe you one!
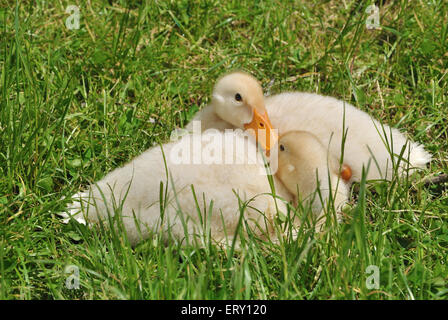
[341,164,352,182]
[244,108,278,154]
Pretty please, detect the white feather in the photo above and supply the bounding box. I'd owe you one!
[61,131,292,246]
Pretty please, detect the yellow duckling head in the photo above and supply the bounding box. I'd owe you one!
[212,71,278,152]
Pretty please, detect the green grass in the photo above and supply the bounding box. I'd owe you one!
[0,0,447,299]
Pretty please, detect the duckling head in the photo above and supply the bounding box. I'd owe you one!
[276,131,352,196]
[212,71,277,152]
[276,131,334,195]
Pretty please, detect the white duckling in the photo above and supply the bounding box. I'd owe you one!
[62,130,291,246]
[187,72,431,181]
[186,71,278,153]
[274,131,350,224]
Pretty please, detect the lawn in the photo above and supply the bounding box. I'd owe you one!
[0,0,447,299]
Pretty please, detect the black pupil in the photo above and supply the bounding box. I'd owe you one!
[235,93,242,101]
[259,122,264,127]
[279,144,285,151]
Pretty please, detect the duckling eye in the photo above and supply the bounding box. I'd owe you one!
[235,93,242,101]
[279,144,285,151]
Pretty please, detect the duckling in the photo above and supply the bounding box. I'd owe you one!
[265,92,431,181]
[187,72,431,181]
[61,130,291,246]
[273,131,350,224]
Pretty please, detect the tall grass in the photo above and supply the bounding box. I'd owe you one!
[0,0,446,299]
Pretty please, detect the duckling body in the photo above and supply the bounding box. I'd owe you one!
[265,92,431,181]
[62,129,350,245]
[63,130,291,246]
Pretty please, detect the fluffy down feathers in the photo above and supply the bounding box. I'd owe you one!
[62,131,290,246]
[265,92,431,181]
[274,130,350,224]
[188,85,431,181]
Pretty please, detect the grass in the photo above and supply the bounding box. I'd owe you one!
[0,0,447,299]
